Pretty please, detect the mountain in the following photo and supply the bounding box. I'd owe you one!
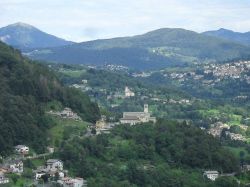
[0,41,100,155]
[203,28,250,46]
[0,22,74,50]
[28,28,250,70]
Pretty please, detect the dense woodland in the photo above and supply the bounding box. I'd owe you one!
[0,42,100,155]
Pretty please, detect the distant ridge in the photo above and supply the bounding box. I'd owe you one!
[0,22,74,49]
[203,28,250,46]
[28,28,250,70]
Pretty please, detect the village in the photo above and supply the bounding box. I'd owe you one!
[1,61,249,186]
[0,144,87,187]
[0,86,159,186]
[163,60,250,86]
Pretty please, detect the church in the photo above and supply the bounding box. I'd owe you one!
[125,86,135,97]
[120,104,156,125]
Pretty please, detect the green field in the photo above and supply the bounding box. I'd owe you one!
[59,69,86,78]
[49,116,88,147]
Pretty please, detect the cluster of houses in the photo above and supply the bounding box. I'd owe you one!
[0,145,30,184]
[34,159,87,187]
[208,122,230,137]
[225,132,246,141]
[149,97,192,105]
[162,60,250,86]
[0,159,24,174]
[71,79,92,92]
[207,122,247,141]
[48,107,82,121]
[0,159,24,184]
[120,104,156,125]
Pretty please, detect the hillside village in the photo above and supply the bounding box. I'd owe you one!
[163,61,250,86]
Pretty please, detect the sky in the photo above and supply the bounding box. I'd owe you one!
[0,0,250,42]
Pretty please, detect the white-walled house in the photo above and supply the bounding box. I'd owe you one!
[203,171,219,181]
[46,159,63,171]
[35,171,47,180]
[58,177,86,187]
[15,145,29,155]
[8,160,23,173]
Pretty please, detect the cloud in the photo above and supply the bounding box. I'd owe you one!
[0,0,250,42]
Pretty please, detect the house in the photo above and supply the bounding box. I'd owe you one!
[120,104,156,125]
[58,177,87,187]
[8,160,23,173]
[242,164,250,172]
[47,147,55,153]
[82,80,88,84]
[48,108,82,121]
[35,170,47,180]
[15,145,29,155]
[34,164,66,180]
[61,108,74,118]
[46,159,63,171]
[203,171,219,181]
[0,173,9,184]
[125,86,135,97]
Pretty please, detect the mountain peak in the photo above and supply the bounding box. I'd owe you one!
[217,28,234,33]
[203,28,250,46]
[9,22,36,30]
[0,22,74,49]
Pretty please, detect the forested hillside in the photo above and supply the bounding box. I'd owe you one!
[59,120,239,187]
[0,42,100,155]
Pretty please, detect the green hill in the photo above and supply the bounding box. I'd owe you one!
[28,28,250,70]
[0,42,100,155]
[60,121,240,186]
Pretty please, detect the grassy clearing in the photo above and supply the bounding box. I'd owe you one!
[49,116,88,147]
[59,69,86,78]
[198,109,243,126]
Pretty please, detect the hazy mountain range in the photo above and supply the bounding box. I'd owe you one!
[1,23,250,70]
[203,28,250,46]
[0,22,73,49]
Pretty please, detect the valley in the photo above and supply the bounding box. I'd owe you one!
[1,21,250,186]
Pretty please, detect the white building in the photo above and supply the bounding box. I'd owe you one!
[82,80,88,84]
[35,170,47,180]
[125,86,135,97]
[46,159,63,171]
[8,160,23,173]
[15,145,29,155]
[203,171,219,181]
[120,104,156,125]
[58,177,86,187]
[47,147,55,153]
